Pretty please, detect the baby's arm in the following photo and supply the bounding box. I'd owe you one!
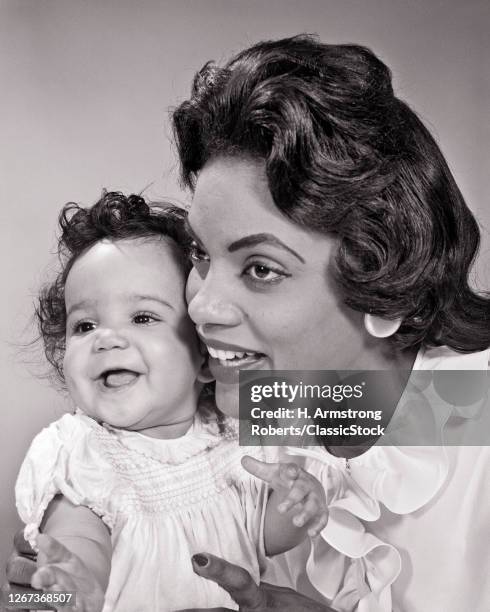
[32,495,111,610]
[242,457,328,557]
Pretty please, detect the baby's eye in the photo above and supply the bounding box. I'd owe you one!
[133,313,159,325]
[73,321,96,334]
[243,262,289,284]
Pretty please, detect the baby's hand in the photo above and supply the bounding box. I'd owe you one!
[242,456,328,537]
[31,534,104,612]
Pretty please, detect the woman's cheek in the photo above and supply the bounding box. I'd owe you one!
[185,268,201,305]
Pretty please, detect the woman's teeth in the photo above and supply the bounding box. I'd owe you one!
[207,347,258,362]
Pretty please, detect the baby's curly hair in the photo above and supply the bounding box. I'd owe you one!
[37,191,192,382]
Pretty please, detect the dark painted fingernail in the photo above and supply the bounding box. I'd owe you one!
[192,554,209,567]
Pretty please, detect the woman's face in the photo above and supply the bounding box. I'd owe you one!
[186,156,365,415]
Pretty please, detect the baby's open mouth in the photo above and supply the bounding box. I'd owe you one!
[100,369,139,389]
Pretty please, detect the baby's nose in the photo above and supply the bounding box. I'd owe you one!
[93,328,130,352]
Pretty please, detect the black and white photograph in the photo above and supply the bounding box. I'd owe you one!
[1,1,489,611]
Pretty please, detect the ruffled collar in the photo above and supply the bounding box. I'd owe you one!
[288,346,490,515]
[276,347,489,612]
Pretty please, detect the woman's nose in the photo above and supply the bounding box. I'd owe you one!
[186,268,242,329]
[93,328,130,352]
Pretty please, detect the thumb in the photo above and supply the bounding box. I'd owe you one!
[191,553,265,609]
[241,455,280,484]
[36,533,72,566]
[242,456,300,491]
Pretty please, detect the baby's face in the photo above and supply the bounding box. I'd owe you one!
[63,237,203,438]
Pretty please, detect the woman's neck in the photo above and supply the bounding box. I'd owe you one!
[326,343,419,459]
[345,334,419,371]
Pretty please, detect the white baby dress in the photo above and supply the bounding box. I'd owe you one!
[16,413,269,612]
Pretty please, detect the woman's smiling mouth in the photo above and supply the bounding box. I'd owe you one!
[202,340,267,383]
[206,346,264,367]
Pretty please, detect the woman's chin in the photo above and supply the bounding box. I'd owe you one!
[215,381,240,418]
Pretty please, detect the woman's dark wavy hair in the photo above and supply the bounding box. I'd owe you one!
[172,34,490,353]
[37,191,192,382]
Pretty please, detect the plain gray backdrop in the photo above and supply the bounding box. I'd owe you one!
[1,0,489,586]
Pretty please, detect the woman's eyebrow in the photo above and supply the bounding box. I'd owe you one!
[228,233,305,263]
[185,221,305,264]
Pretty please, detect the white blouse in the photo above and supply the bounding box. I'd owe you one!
[264,346,490,612]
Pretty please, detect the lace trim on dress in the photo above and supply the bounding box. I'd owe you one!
[79,412,239,466]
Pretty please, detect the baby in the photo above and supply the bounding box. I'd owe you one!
[15,192,327,611]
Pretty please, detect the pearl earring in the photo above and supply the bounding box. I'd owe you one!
[364,313,402,338]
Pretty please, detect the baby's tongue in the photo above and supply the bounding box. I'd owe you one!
[104,370,138,388]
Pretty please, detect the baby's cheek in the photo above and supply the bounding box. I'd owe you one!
[63,347,83,396]
[63,342,77,375]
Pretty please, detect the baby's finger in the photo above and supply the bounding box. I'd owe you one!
[307,511,329,538]
[277,474,312,513]
[277,499,304,517]
[272,463,304,493]
[292,494,324,528]
[277,462,301,486]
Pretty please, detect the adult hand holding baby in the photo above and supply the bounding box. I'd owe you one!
[31,534,104,612]
[176,456,333,611]
[3,529,38,612]
[5,532,332,612]
[4,531,103,612]
[178,552,334,612]
[5,533,104,612]
[5,456,329,612]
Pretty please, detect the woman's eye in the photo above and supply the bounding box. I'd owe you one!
[243,263,289,284]
[73,321,96,334]
[133,313,159,325]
